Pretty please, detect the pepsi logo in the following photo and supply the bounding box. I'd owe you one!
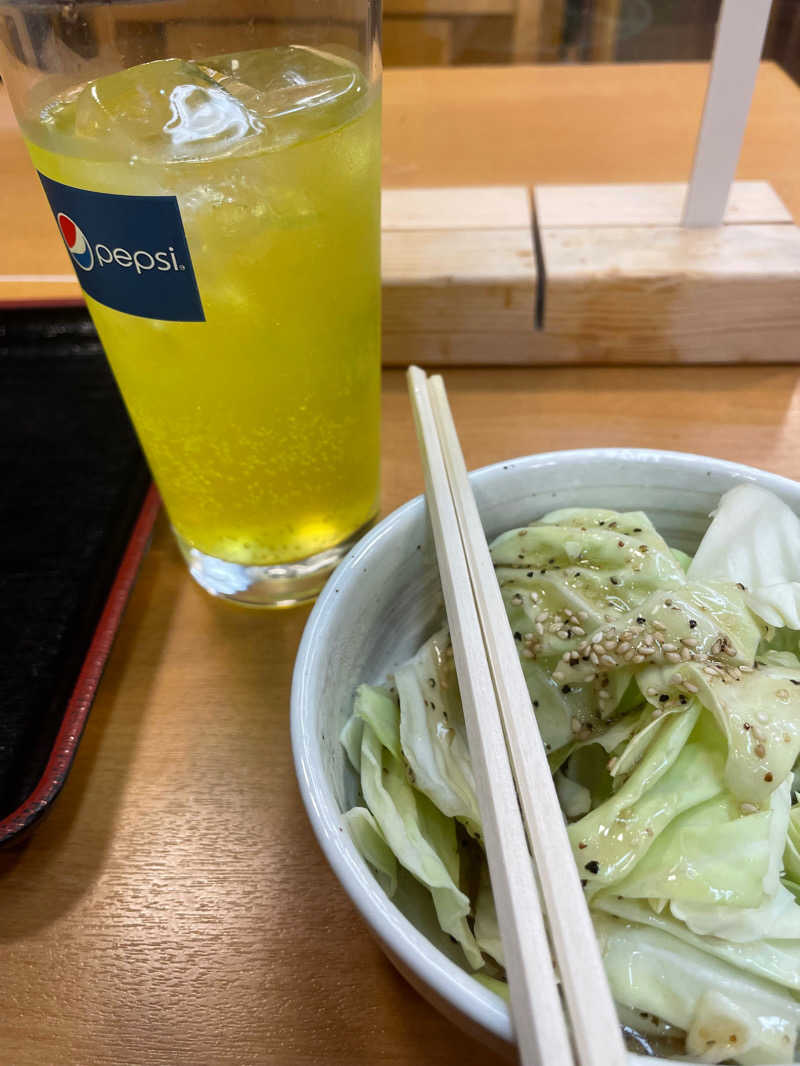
[57,212,94,271]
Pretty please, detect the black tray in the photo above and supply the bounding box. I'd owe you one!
[0,306,157,845]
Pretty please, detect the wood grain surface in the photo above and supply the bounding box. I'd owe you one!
[3,61,800,305]
[3,365,800,1065]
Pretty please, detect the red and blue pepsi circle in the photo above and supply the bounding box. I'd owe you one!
[57,212,94,271]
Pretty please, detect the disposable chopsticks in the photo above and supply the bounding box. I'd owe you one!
[407,365,628,1066]
[407,366,573,1066]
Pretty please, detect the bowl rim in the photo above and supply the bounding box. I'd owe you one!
[290,446,800,1062]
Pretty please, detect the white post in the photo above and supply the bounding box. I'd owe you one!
[682,0,773,228]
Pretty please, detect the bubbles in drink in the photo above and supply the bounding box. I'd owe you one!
[24,46,381,567]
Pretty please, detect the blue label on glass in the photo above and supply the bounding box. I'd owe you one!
[38,173,205,322]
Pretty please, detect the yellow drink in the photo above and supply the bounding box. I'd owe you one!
[23,47,380,590]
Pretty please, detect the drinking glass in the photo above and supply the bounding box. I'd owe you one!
[0,0,382,606]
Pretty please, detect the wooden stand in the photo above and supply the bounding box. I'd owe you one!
[381,181,800,365]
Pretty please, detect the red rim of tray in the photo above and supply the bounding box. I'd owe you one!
[0,484,161,845]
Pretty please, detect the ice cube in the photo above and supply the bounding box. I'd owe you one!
[205,45,364,124]
[73,58,265,161]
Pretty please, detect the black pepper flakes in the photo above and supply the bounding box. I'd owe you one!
[610,576,620,585]
[637,616,646,625]
[514,631,522,642]
[689,619,697,629]
[659,694,669,703]
[562,685,571,694]
[584,860,600,874]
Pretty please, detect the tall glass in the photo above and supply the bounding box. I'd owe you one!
[0,0,382,607]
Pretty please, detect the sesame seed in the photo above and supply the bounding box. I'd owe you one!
[684,682,699,693]
[578,611,589,621]
[646,686,657,696]
[590,651,600,665]
[511,593,523,606]
[681,647,692,660]
[571,717,582,733]
[632,654,645,663]
[740,802,758,815]
[703,666,718,676]
[662,643,678,653]
[521,648,534,659]
[601,654,617,667]
[652,621,667,632]
[603,640,618,652]
[751,725,765,742]
[558,629,570,640]
[739,664,754,672]
[585,672,596,682]
[681,637,698,647]
[666,652,682,663]
[754,743,766,758]
[598,690,611,700]
[591,633,604,645]
[652,707,663,718]
[536,623,544,635]
[572,626,585,637]
[530,591,539,602]
[536,611,549,622]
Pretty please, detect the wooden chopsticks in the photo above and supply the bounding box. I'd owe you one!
[407,366,628,1066]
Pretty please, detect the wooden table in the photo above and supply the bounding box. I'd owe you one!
[3,61,800,303]
[2,62,800,1066]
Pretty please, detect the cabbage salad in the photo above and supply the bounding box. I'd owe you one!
[340,484,800,1064]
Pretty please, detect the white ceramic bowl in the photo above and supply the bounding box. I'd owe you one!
[291,448,800,1064]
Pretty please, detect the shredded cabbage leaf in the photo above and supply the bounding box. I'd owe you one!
[340,494,800,1062]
